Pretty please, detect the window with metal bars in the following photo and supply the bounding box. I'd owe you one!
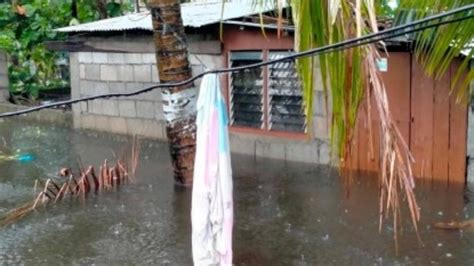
[229,50,307,133]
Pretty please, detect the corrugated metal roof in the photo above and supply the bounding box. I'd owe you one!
[56,1,284,33]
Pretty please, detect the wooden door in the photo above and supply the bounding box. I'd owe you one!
[349,52,468,185]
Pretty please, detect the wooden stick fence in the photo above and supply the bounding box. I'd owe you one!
[1,139,140,227]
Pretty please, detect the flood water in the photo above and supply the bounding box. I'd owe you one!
[1,118,474,265]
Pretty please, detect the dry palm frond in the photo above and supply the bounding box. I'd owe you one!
[0,141,140,227]
[434,219,474,230]
[364,46,421,252]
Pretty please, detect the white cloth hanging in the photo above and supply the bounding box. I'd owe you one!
[192,73,233,265]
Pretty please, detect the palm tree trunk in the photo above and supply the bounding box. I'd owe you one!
[149,0,196,185]
[96,0,108,19]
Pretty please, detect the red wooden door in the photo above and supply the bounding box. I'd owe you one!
[448,60,468,183]
[411,57,435,179]
[349,52,468,185]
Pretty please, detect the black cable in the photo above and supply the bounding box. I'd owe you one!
[0,4,472,118]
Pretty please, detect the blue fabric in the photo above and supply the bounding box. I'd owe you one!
[16,153,35,162]
[217,87,229,153]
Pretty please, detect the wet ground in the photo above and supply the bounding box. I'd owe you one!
[0,118,474,265]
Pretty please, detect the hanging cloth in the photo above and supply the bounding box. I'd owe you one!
[192,73,233,265]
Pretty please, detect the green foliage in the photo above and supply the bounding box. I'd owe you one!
[0,0,133,102]
[75,0,133,23]
[292,0,369,160]
[376,0,399,18]
[398,0,474,102]
[0,1,70,100]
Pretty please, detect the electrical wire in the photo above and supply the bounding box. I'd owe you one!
[0,4,472,119]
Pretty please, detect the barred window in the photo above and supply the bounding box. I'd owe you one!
[229,50,306,133]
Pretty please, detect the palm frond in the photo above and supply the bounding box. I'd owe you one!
[399,0,474,102]
[292,0,421,251]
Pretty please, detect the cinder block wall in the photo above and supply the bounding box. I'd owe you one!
[70,49,223,140]
[69,38,331,165]
[0,50,9,102]
[71,51,166,138]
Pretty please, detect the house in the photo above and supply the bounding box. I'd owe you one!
[51,1,331,164]
[52,1,470,184]
[0,50,8,102]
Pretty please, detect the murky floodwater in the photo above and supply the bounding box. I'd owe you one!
[1,118,474,265]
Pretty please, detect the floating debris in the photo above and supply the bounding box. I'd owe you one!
[0,138,140,227]
[0,153,35,163]
[322,234,329,241]
[434,219,474,230]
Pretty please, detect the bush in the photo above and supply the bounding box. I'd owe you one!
[0,0,132,103]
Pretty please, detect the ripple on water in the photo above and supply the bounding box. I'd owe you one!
[1,120,474,264]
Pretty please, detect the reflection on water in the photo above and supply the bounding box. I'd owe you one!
[0,120,474,265]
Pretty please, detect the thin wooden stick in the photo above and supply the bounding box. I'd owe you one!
[33,180,38,196]
[42,179,55,200]
[54,183,68,203]
[49,180,61,193]
[1,141,140,227]
[109,167,116,188]
[115,166,121,186]
[90,166,99,192]
[37,179,57,198]
[32,192,45,209]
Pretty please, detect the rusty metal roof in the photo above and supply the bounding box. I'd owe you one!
[56,1,284,33]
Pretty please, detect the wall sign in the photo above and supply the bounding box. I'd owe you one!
[377,58,388,72]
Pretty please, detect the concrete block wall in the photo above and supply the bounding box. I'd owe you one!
[71,51,166,139]
[0,50,9,102]
[70,49,224,141]
[69,41,331,165]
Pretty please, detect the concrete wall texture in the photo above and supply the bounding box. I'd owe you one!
[70,42,331,165]
[71,51,167,139]
[70,49,224,139]
[0,50,9,102]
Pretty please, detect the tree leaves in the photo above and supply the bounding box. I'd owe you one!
[0,0,133,101]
